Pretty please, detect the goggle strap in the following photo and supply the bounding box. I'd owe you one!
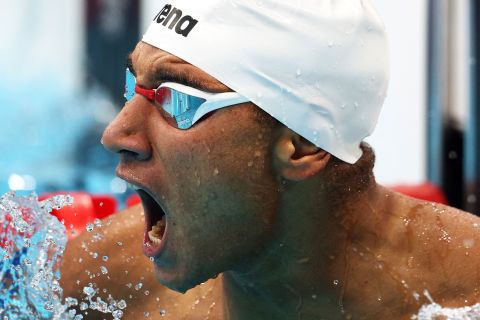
[135,85,156,102]
[191,95,250,125]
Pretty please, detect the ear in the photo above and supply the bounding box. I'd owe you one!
[274,129,331,181]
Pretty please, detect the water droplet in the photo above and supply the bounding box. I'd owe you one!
[144,311,150,317]
[376,261,385,270]
[333,280,339,286]
[118,300,127,309]
[112,310,124,319]
[94,218,102,227]
[101,266,108,274]
[86,223,94,232]
[423,289,435,303]
[102,256,109,262]
[135,283,143,291]
[463,239,475,249]
[44,302,54,310]
[83,286,95,297]
[145,290,150,296]
[213,168,219,176]
[160,309,166,316]
[413,292,420,301]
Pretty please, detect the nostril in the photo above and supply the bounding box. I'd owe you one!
[119,149,136,158]
[119,149,148,162]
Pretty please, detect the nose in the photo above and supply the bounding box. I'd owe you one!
[101,101,152,161]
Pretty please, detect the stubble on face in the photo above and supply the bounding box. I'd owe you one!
[122,42,281,292]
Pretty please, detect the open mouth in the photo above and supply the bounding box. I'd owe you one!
[137,189,167,257]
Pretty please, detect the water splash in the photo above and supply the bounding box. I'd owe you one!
[0,192,128,319]
[414,303,480,319]
[413,290,480,319]
[0,191,71,319]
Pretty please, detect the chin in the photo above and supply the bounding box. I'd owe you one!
[154,265,220,294]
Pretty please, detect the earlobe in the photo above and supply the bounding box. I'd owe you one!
[274,130,331,181]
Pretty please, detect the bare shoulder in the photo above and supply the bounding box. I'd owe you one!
[60,205,163,318]
[60,205,224,319]
[393,193,480,309]
[60,204,147,297]
[346,190,480,319]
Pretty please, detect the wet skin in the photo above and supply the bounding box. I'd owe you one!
[61,42,480,319]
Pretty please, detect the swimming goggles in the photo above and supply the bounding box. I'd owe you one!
[124,68,250,129]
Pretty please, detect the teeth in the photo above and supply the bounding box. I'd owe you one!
[148,218,166,245]
[148,230,162,244]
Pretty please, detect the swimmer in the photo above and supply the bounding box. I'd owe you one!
[61,1,480,319]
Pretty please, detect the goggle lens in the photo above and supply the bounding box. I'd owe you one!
[125,68,136,102]
[124,69,206,129]
[155,87,206,129]
[124,68,249,130]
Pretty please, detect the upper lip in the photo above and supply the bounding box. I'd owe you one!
[116,167,146,191]
[116,168,166,211]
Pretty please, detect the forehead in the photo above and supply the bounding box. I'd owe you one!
[130,42,230,93]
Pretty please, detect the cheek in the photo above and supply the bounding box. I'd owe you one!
[163,132,278,240]
[188,146,279,254]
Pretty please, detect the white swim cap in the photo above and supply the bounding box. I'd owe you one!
[142,0,389,164]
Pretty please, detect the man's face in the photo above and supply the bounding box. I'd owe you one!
[102,42,280,292]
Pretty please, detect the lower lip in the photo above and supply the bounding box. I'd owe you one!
[143,222,168,258]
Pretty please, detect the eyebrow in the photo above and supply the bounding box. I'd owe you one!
[126,54,213,92]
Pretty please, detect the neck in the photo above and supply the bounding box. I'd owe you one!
[221,180,391,320]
